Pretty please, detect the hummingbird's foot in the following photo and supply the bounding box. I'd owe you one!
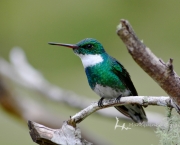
[98,97,105,107]
[115,95,122,103]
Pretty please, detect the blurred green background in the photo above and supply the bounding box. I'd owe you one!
[1,1,180,145]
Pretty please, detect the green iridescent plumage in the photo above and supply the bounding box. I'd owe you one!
[85,54,126,91]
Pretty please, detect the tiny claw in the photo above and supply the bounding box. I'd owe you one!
[115,95,122,103]
[67,118,76,128]
[98,97,104,107]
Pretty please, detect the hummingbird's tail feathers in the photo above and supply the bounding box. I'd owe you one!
[115,105,147,123]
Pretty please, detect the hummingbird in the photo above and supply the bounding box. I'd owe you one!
[48,38,147,123]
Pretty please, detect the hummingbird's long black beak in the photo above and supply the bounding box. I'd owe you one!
[48,42,78,49]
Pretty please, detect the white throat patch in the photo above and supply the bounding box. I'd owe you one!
[77,54,103,68]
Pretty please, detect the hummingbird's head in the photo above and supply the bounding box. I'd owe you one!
[74,38,105,55]
[48,38,106,55]
[49,38,106,68]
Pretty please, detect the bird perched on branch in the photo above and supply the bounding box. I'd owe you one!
[49,38,147,123]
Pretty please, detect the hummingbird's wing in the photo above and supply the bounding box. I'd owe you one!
[110,56,147,123]
[110,57,138,96]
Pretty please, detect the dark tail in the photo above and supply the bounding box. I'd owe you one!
[115,104,147,123]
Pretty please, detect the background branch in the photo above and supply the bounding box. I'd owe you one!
[0,47,163,124]
[0,75,107,145]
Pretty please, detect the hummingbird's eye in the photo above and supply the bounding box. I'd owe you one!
[84,44,93,49]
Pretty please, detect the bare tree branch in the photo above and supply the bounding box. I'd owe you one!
[117,19,180,112]
[70,96,173,124]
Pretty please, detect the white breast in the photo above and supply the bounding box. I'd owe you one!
[94,84,131,98]
[76,54,103,68]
